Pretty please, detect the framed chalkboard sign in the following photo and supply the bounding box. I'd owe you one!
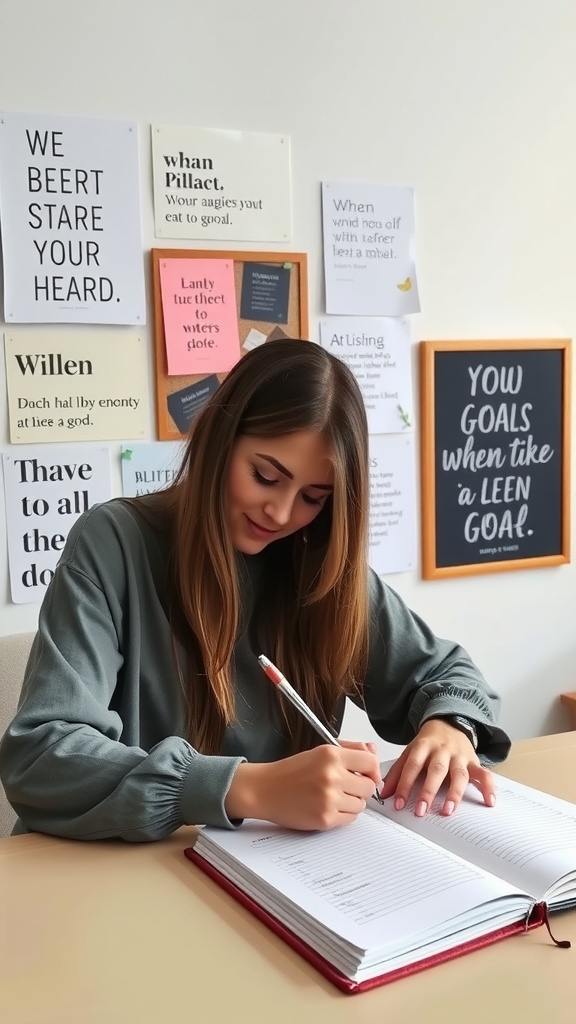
[420,339,571,579]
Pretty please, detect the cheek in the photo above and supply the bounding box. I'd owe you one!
[227,464,255,508]
[296,503,325,529]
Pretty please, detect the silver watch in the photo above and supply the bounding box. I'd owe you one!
[444,714,478,750]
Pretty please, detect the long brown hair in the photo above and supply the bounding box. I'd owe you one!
[136,339,370,754]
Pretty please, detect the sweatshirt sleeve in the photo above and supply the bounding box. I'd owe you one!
[357,570,511,764]
[0,507,245,842]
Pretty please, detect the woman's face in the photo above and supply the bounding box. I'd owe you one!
[225,431,334,554]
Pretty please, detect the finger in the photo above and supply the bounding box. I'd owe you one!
[342,770,379,802]
[314,796,367,831]
[406,755,452,816]
[379,751,410,798]
[364,742,383,790]
[341,749,382,787]
[337,740,380,764]
[388,749,433,810]
[339,793,368,815]
[338,740,377,753]
[469,766,497,808]
[437,761,471,816]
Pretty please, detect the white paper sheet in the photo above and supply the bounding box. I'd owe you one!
[120,441,184,496]
[322,180,420,315]
[0,112,145,324]
[2,444,112,603]
[320,316,413,434]
[152,125,292,242]
[369,434,417,575]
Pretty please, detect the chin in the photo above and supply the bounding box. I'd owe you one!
[233,533,272,555]
[236,541,270,556]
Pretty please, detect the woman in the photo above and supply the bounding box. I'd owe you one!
[0,340,510,841]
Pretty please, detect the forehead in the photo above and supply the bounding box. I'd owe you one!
[238,431,334,482]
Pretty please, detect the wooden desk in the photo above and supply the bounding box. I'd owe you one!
[1,733,575,1024]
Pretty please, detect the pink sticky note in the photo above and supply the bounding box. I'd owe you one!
[159,258,241,375]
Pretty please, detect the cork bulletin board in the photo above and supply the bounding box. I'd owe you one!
[151,248,308,440]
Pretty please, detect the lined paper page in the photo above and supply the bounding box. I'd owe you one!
[197,810,527,954]
[375,772,576,900]
[246,816,474,925]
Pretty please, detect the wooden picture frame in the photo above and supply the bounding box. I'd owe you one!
[420,339,571,579]
[151,248,308,440]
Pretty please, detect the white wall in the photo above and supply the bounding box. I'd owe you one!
[1,0,575,750]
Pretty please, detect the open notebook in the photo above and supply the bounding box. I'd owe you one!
[185,770,575,993]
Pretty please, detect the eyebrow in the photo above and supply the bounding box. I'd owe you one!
[255,453,334,491]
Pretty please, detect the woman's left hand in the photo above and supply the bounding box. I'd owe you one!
[379,718,496,817]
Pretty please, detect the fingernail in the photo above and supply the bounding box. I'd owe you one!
[415,800,427,817]
[394,796,405,811]
[444,800,455,816]
[488,793,496,807]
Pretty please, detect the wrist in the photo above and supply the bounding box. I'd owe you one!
[225,762,269,821]
[429,714,478,751]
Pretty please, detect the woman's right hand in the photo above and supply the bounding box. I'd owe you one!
[225,742,382,831]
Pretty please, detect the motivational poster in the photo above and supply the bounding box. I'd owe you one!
[159,258,241,375]
[0,111,145,324]
[320,317,413,434]
[421,341,570,578]
[166,374,220,435]
[152,125,292,242]
[321,181,420,316]
[4,330,149,443]
[369,434,417,575]
[2,444,112,603]
[121,442,184,497]
[240,263,290,324]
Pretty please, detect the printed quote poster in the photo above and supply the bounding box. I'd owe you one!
[152,125,292,242]
[159,258,241,375]
[322,181,420,316]
[320,317,413,434]
[4,330,149,443]
[369,434,417,575]
[2,444,112,603]
[0,111,145,324]
[121,442,184,496]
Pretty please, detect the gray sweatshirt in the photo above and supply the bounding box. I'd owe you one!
[0,499,510,842]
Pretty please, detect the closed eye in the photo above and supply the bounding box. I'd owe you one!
[251,466,276,486]
[252,467,326,507]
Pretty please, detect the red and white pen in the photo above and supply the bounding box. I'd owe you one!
[258,654,339,745]
[258,654,384,803]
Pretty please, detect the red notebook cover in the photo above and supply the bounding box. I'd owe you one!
[184,846,546,994]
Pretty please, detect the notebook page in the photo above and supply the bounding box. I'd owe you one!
[196,809,529,957]
[374,771,576,901]
[200,838,530,982]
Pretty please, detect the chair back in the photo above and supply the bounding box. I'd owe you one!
[0,632,35,837]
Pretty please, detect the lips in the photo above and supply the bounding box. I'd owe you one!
[244,515,281,537]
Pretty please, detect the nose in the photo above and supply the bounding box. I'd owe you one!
[263,492,294,527]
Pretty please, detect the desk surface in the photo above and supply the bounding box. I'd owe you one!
[1,732,575,1024]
